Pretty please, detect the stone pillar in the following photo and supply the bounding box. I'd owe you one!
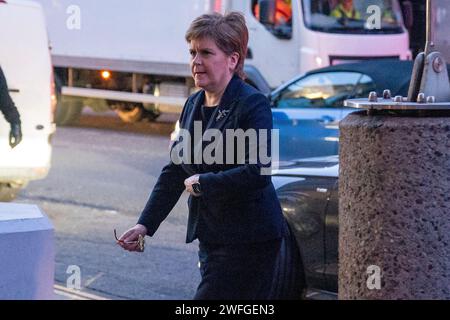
[339,112,450,299]
[0,203,55,299]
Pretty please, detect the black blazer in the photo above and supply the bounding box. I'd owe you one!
[0,67,21,125]
[138,75,285,244]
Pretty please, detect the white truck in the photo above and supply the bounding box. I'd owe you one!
[0,0,56,201]
[35,0,412,125]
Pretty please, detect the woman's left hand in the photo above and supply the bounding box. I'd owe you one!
[184,174,201,197]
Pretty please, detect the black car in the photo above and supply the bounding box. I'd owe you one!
[269,61,450,299]
[271,156,339,299]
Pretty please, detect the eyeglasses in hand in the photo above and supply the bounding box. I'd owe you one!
[114,229,145,252]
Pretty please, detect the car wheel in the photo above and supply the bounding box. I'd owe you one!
[269,220,306,299]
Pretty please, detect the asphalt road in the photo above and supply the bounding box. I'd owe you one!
[15,114,201,300]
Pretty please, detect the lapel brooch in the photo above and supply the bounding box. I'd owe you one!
[215,109,230,122]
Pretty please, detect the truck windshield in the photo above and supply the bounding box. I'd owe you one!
[302,0,404,34]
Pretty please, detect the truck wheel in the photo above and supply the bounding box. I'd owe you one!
[142,103,161,122]
[55,97,83,126]
[53,73,83,126]
[0,184,21,202]
[115,105,144,123]
[143,109,160,121]
[269,220,306,299]
[116,105,160,123]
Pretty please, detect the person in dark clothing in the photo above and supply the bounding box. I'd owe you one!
[0,66,22,148]
[117,12,285,300]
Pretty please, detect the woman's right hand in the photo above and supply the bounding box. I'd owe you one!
[117,224,147,252]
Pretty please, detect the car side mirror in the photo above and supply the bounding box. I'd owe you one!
[269,92,281,108]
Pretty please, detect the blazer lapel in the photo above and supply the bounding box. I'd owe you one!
[178,91,204,176]
[185,90,204,133]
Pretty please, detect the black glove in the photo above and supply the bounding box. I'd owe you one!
[9,123,22,148]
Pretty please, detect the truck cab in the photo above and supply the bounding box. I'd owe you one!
[231,0,412,92]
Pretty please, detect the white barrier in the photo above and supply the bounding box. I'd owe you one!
[0,203,54,299]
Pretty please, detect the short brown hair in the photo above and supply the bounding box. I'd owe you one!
[185,12,248,79]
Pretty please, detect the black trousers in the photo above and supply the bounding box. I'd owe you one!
[194,239,281,300]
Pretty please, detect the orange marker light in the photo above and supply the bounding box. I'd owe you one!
[101,70,111,80]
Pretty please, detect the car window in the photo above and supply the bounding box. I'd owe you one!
[353,74,377,98]
[276,71,375,109]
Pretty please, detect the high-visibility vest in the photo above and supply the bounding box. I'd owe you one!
[330,3,361,20]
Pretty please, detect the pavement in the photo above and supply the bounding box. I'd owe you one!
[53,283,112,300]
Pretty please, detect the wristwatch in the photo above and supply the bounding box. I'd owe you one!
[192,182,202,195]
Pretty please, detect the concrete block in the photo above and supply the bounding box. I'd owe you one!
[339,113,450,299]
[0,203,54,299]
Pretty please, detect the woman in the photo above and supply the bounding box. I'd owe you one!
[118,12,285,300]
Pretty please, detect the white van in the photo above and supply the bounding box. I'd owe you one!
[0,0,55,201]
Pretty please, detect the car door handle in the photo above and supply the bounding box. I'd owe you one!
[8,88,20,93]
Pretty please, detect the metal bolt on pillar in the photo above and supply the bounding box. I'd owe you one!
[417,92,426,103]
[426,95,436,103]
[368,91,378,102]
[393,95,403,103]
